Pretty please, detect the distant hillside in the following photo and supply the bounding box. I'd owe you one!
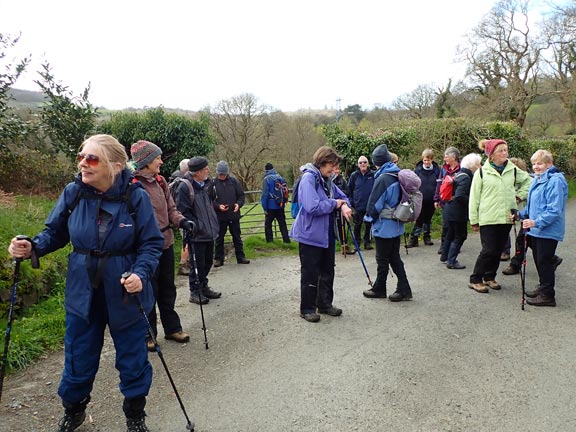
[7,88,45,108]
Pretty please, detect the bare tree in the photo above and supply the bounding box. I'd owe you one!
[210,93,275,190]
[542,2,576,131]
[457,0,545,127]
[392,84,436,119]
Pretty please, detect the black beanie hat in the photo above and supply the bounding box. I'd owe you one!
[371,144,392,166]
[265,163,273,170]
[188,156,208,172]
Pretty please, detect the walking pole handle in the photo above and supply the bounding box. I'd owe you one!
[14,235,40,268]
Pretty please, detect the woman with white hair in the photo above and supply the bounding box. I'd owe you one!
[441,153,482,269]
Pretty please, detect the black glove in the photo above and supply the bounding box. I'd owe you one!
[180,219,197,236]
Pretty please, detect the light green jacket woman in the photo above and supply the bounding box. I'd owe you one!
[468,160,532,226]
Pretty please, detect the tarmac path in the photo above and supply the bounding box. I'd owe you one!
[1,199,575,432]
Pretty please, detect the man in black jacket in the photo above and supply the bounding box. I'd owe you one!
[175,156,221,304]
[210,160,250,267]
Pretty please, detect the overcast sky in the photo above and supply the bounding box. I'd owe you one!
[0,0,553,112]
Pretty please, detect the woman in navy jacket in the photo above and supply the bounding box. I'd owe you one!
[8,134,163,432]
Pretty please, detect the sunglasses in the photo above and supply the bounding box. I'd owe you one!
[358,161,368,164]
[77,152,100,167]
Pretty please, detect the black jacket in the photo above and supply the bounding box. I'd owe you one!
[414,161,441,204]
[209,175,245,222]
[441,168,473,222]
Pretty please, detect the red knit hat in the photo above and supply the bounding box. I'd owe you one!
[484,139,507,157]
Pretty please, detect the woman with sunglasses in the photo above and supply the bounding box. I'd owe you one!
[8,134,164,432]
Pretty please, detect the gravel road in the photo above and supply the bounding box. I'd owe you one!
[2,199,575,432]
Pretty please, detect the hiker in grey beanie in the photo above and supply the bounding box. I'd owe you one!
[216,160,229,175]
[371,144,392,167]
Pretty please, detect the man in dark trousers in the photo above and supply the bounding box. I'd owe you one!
[348,155,375,250]
[210,160,250,267]
[175,156,221,305]
[261,162,290,243]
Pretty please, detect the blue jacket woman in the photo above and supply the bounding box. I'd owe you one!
[9,134,163,432]
[518,150,568,307]
[362,144,412,302]
[289,147,352,323]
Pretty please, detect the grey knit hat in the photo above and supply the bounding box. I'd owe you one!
[371,144,391,167]
[130,140,162,169]
[216,160,229,175]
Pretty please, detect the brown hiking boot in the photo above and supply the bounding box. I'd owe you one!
[164,331,190,343]
[502,265,519,275]
[484,280,501,290]
[500,253,510,261]
[468,282,488,293]
[177,263,190,275]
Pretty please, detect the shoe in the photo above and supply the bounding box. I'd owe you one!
[126,416,150,432]
[406,237,419,248]
[525,285,540,298]
[177,263,190,276]
[526,294,556,307]
[165,331,190,343]
[189,292,209,305]
[300,312,320,322]
[57,411,86,432]
[468,282,488,293]
[388,291,412,302]
[502,265,519,275]
[553,256,563,271]
[214,259,223,267]
[484,280,501,290]
[440,255,447,263]
[202,287,222,299]
[146,339,156,352]
[437,246,443,255]
[500,253,511,261]
[364,243,373,250]
[446,262,466,269]
[318,306,343,316]
[344,249,357,255]
[423,236,434,246]
[363,289,387,298]
[237,257,250,264]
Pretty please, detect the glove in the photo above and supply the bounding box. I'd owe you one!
[180,219,197,237]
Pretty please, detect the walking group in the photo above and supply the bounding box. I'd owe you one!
[5,133,569,430]
[289,139,568,323]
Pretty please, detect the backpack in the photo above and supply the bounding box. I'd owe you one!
[439,172,467,202]
[290,176,302,218]
[379,169,423,222]
[267,174,289,208]
[169,176,195,205]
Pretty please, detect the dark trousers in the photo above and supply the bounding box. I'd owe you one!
[299,241,336,313]
[470,224,511,283]
[148,246,182,337]
[510,226,527,269]
[58,285,151,407]
[528,236,558,299]
[373,236,411,296]
[442,220,468,265]
[265,209,290,243]
[353,209,372,245]
[411,201,435,238]
[215,219,246,261]
[188,241,214,293]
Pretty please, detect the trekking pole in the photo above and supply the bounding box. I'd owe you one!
[510,209,518,239]
[185,233,209,350]
[345,219,373,288]
[0,257,22,403]
[122,272,195,431]
[339,211,348,257]
[520,227,529,311]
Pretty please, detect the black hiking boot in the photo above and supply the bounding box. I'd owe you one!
[502,264,519,275]
[525,284,540,298]
[553,255,563,271]
[189,291,209,304]
[389,291,413,302]
[126,416,150,432]
[363,289,387,298]
[526,294,556,307]
[423,236,434,246]
[57,411,86,432]
[406,237,419,248]
[202,286,222,299]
